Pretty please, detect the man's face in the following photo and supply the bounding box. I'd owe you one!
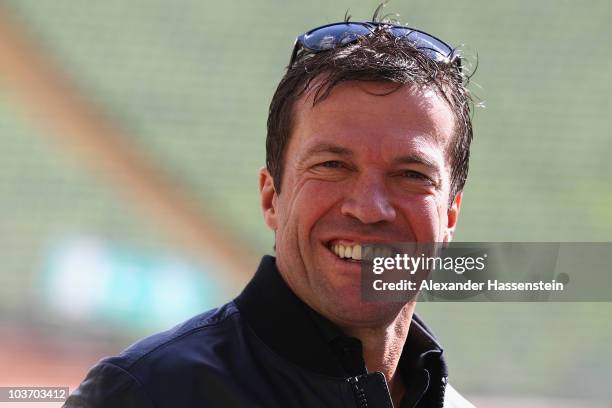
[260,81,462,328]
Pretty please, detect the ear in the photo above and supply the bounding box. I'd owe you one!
[443,192,462,243]
[259,167,278,231]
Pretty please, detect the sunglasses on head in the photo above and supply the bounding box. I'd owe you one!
[289,21,460,70]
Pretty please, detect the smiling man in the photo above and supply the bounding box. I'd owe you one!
[66,15,475,408]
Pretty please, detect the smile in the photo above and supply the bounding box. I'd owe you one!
[330,243,362,261]
[328,242,395,262]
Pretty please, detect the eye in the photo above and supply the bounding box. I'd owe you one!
[318,160,344,169]
[399,170,434,184]
[309,160,352,178]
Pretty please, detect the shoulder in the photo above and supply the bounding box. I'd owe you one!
[444,383,476,408]
[109,301,240,373]
[65,302,245,407]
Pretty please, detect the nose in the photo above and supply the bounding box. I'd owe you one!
[340,174,396,224]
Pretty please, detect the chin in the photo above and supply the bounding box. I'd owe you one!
[321,286,410,328]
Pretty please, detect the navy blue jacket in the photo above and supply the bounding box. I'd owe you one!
[64,256,474,407]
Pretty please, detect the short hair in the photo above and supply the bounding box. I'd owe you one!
[266,25,474,205]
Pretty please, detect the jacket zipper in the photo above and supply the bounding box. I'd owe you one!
[347,375,368,408]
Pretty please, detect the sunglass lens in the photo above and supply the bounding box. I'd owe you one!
[302,23,373,51]
[389,27,454,63]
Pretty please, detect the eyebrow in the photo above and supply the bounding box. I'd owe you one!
[298,143,442,176]
[392,154,441,171]
[298,143,353,165]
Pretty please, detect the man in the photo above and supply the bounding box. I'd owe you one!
[65,14,475,408]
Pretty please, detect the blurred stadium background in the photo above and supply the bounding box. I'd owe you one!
[0,1,611,407]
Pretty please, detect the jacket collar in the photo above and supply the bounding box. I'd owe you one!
[234,255,447,379]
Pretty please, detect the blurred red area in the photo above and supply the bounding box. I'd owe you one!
[0,325,118,408]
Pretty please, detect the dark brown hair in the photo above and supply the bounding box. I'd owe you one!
[266,26,474,205]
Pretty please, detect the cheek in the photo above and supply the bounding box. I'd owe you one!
[277,179,343,242]
[399,194,446,241]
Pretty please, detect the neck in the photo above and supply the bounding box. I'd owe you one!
[339,303,416,407]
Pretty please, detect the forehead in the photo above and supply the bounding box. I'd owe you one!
[291,81,456,159]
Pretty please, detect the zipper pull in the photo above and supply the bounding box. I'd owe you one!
[347,375,368,408]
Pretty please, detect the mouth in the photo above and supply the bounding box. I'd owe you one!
[327,241,363,262]
[325,241,395,263]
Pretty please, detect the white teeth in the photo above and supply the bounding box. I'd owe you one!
[330,244,394,261]
[352,245,361,260]
[331,243,362,261]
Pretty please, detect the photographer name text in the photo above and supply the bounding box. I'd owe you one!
[372,279,565,292]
